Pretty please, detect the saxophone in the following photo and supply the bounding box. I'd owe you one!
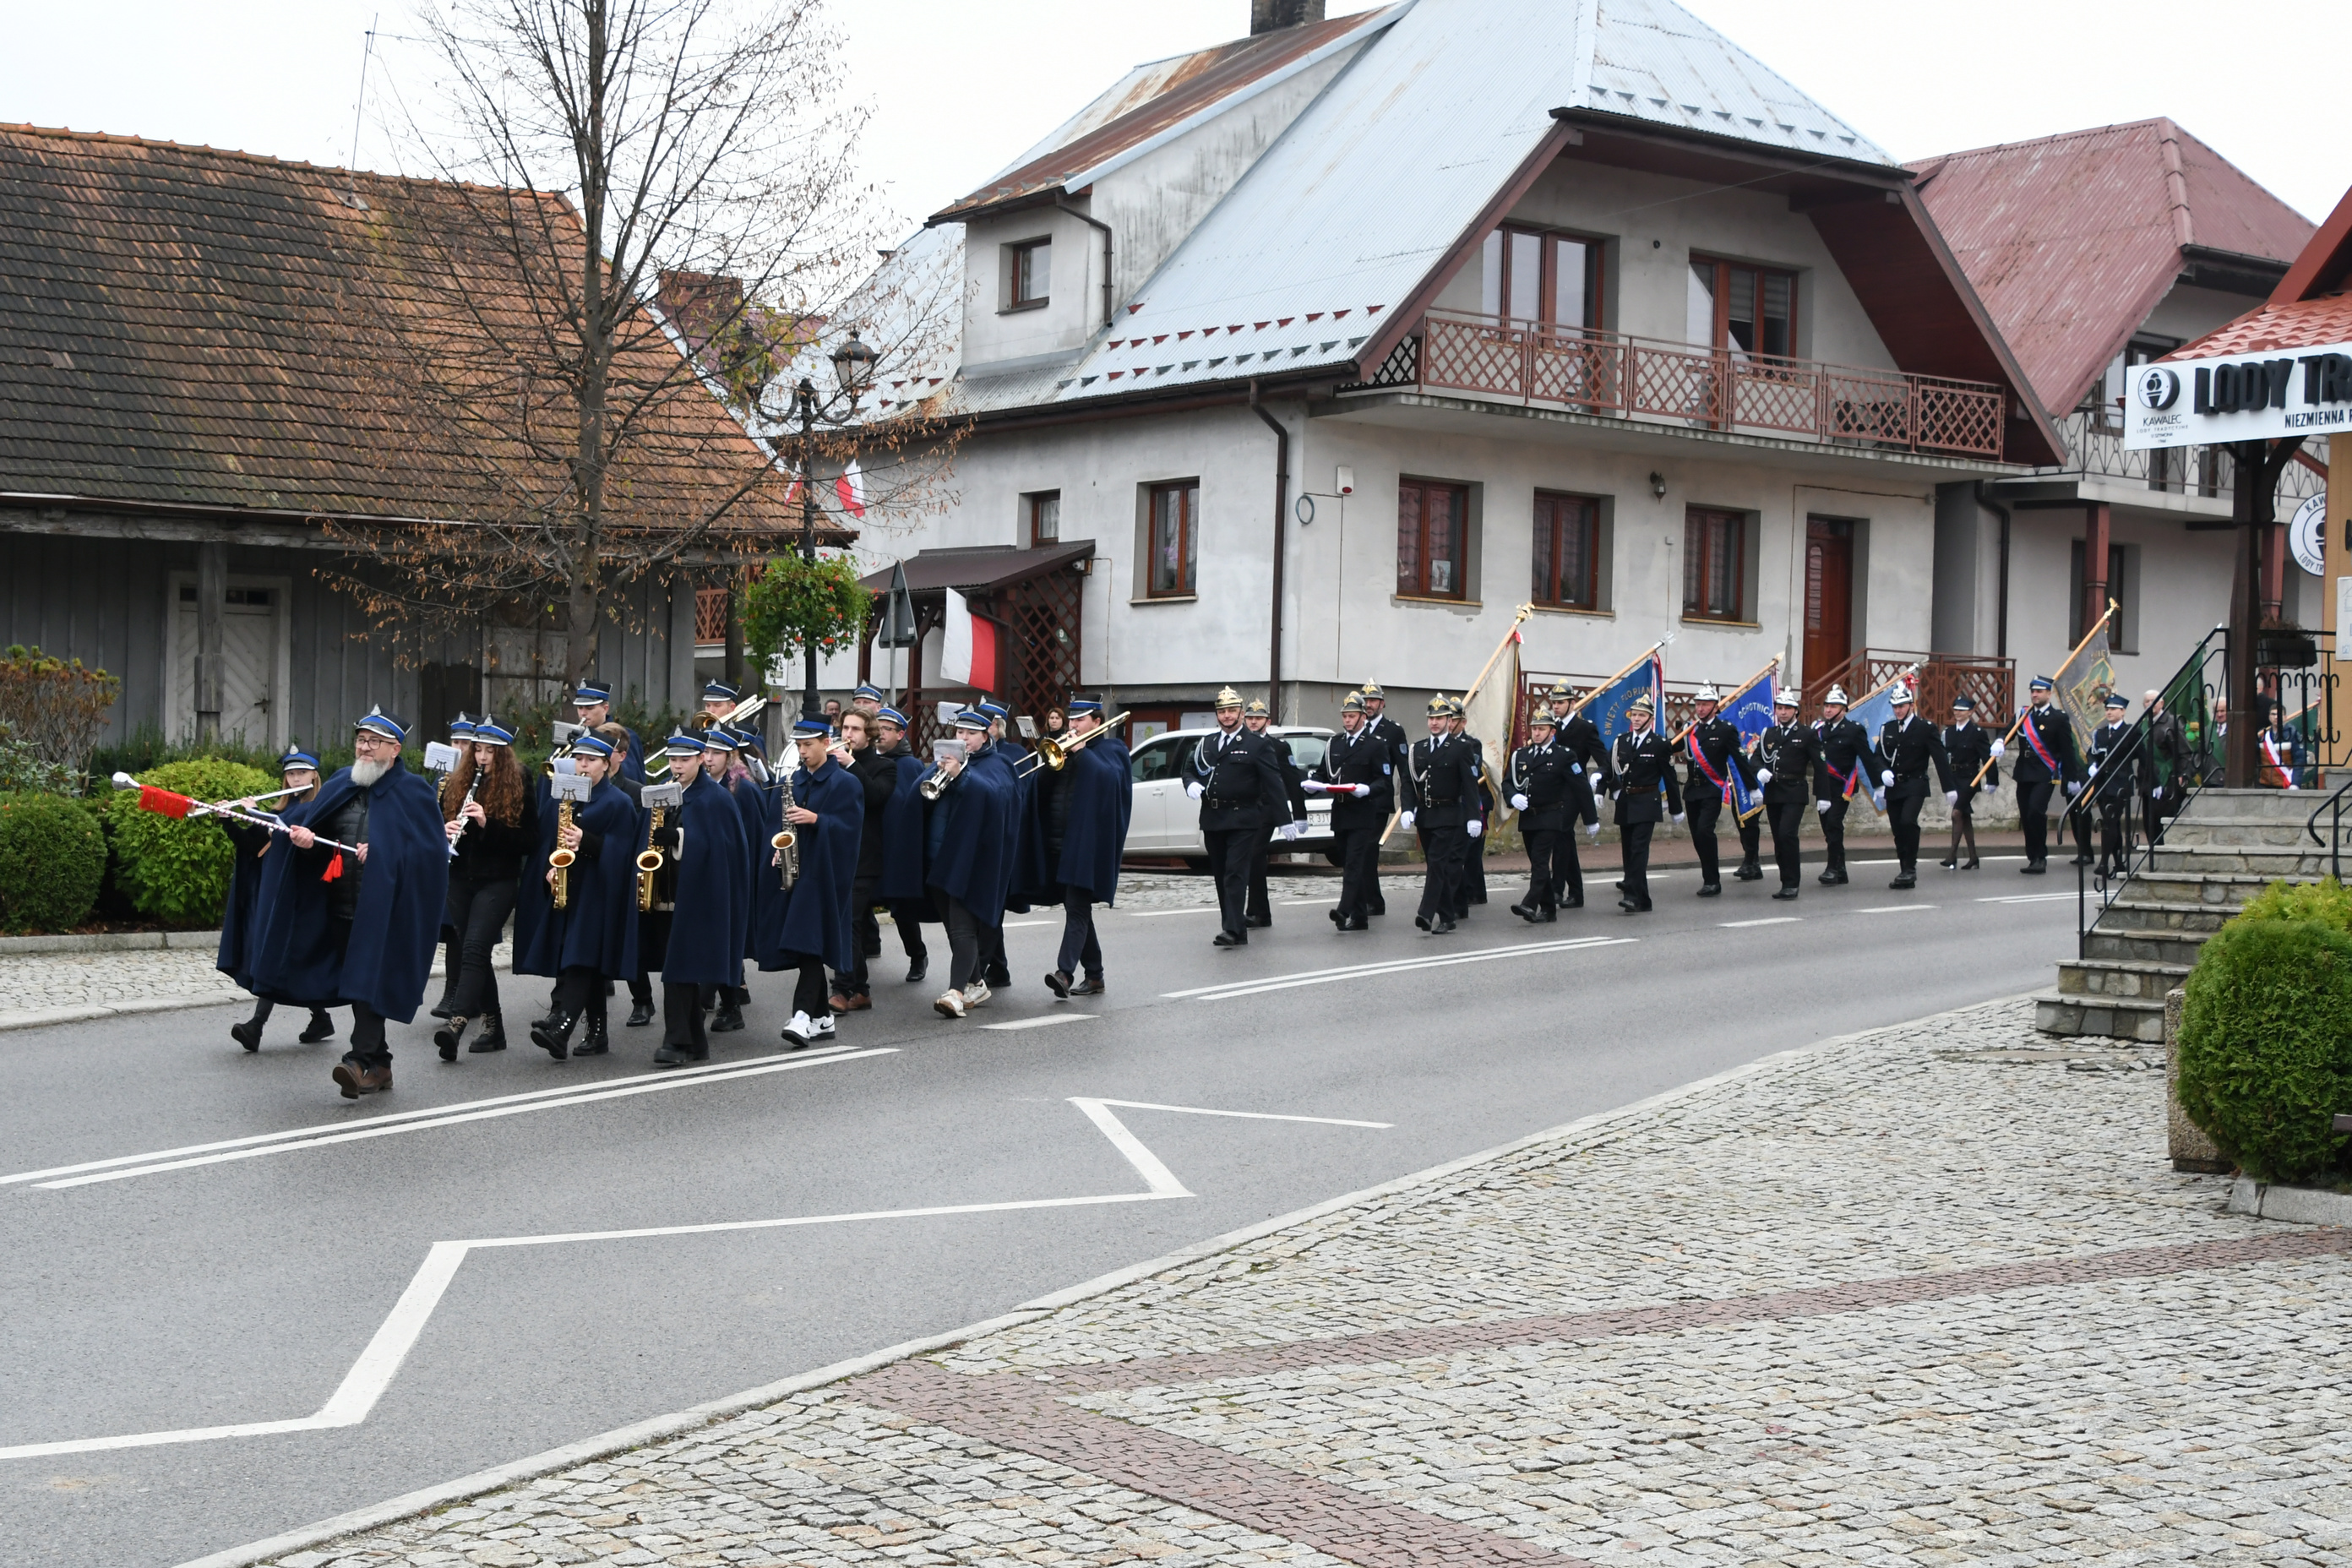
[771,764,799,890]
[548,798,577,909]
[636,800,667,911]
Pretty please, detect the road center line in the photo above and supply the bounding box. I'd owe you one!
[1168,937,1634,1002]
[1977,893,2079,904]
[1127,906,1219,917]
[1720,917,1801,927]
[1852,905,1937,914]
[978,1015,1101,1032]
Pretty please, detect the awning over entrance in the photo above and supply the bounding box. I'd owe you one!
[858,542,1095,743]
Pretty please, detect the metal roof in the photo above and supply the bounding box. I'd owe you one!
[1579,0,1887,164]
[857,542,1095,596]
[1910,118,2314,415]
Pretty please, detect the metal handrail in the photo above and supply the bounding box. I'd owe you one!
[2306,776,2352,883]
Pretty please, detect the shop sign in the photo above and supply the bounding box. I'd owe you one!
[2125,341,2352,449]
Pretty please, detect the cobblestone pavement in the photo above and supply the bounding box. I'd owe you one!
[0,943,515,1019]
[246,997,2352,1568]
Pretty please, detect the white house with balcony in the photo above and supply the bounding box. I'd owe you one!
[841,0,2055,739]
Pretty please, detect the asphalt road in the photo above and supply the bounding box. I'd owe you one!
[1,855,2082,1567]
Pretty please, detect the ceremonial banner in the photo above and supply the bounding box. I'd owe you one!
[1459,620,1524,819]
[2055,615,2115,738]
[1839,672,1914,805]
[1580,648,1666,747]
[1725,666,1777,748]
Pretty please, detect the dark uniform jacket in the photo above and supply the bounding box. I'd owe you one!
[847,747,900,881]
[1182,725,1292,832]
[1555,710,1618,792]
[1875,715,1955,802]
[1315,724,1395,830]
[2140,710,2190,796]
[1811,716,1878,803]
[2011,703,2082,787]
[1756,722,1819,808]
[2087,720,2143,805]
[1400,732,1483,829]
[1610,729,1685,825]
[1678,716,1758,809]
[1505,738,1592,831]
[1942,721,1997,805]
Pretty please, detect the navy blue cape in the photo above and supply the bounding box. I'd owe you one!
[754,756,863,972]
[215,819,275,993]
[727,773,770,963]
[1049,738,1132,903]
[514,779,642,978]
[927,747,1016,927]
[647,770,750,988]
[247,760,449,1021]
[877,752,934,910]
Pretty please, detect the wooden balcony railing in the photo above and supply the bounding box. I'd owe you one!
[1345,311,2009,459]
[1801,649,2014,719]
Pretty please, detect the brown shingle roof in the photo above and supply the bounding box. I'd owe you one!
[0,123,799,532]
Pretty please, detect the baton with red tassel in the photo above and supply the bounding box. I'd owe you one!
[111,772,362,876]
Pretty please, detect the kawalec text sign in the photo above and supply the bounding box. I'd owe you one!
[2124,341,2352,449]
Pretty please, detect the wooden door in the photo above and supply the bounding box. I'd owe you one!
[1804,517,1854,683]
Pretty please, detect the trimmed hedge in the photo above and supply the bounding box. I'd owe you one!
[2176,879,2352,1184]
[104,758,275,927]
[0,792,106,932]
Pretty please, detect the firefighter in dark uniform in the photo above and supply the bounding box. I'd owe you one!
[1546,681,1613,906]
[2086,691,2142,881]
[1874,684,1957,890]
[1810,684,1876,886]
[1677,682,1759,897]
[1358,682,1409,917]
[1242,698,1308,928]
[2012,674,2082,874]
[1940,694,1996,870]
[1609,694,1683,912]
[1450,704,1495,919]
[1505,710,1591,921]
[1181,686,1293,947]
[1313,692,1394,931]
[1756,689,1818,901]
[1397,695,1482,934]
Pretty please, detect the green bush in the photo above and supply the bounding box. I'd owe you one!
[103,758,276,927]
[2235,876,2352,933]
[2177,898,2352,1184]
[0,792,107,932]
[0,721,74,794]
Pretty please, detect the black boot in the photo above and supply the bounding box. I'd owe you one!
[904,955,928,984]
[531,1005,580,1060]
[1530,906,1557,923]
[231,1001,270,1053]
[710,997,745,1032]
[1889,870,1917,890]
[298,1010,336,1043]
[573,1005,611,1057]
[625,998,657,1027]
[1733,860,1763,882]
[1696,883,1723,897]
[434,1016,468,1062]
[470,1014,508,1053]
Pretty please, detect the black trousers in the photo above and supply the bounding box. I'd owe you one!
[843,876,884,996]
[1202,828,1258,935]
[629,970,653,1007]
[1817,794,1850,870]
[781,953,831,1016]
[1887,792,1925,872]
[1416,824,1467,920]
[2142,792,2170,847]
[344,1002,389,1069]
[2099,801,2130,870]
[662,981,708,1053]
[444,876,516,1021]
[1522,827,1566,910]
[1248,828,1276,922]
[2070,796,2094,861]
[1737,809,1761,868]
[1056,885,1103,977]
[1618,819,1657,908]
[2018,779,2056,863]
[1767,800,1808,890]
[1686,793,1726,885]
[937,891,986,990]
[1460,830,1487,912]
[554,966,611,1027]
[1336,825,1381,919]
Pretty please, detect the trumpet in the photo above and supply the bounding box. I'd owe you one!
[918,765,952,801]
[548,798,577,908]
[1014,712,1130,777]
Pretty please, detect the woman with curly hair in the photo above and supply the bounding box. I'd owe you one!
[433,721,538,1060]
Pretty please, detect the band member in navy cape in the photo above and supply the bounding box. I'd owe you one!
[831,708,897,1011]
[754,717,864,1048]
[974,699,1032,986]
[572,680,646,784]
[514,732,641,1061]
[724,725,777,1021]
[433,720,538,1061]
[640,732,752,1066]
[691,726,757,1034]
[1036,698,1132,999]
[222,743,335,1052]
[248,707,450,1099]
[874,706,937,984]
[926,710,1016,1017]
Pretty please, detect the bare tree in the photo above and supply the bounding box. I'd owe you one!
[324,0,960,688]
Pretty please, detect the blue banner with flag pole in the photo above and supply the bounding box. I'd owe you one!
[1839,667,1919,808]
[1573,643,1667,749]
[1712,656,1780,823]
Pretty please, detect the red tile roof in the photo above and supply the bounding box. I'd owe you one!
[2169,293,2352,359]
[1909,118,2313,414]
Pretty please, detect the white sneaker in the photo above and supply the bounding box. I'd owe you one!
[781,1010,813,1048]
[812,1013,837,1041]
[933,990,966,1019]
[962,980,993,1008]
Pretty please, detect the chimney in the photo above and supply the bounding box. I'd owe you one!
[1250,0,1324,34]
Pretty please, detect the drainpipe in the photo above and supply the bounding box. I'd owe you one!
[1250,380,1291,722]
[1976,481,2012,661]
[1052,198,1114,333]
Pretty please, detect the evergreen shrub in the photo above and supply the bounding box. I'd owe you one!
[103,758,275,926]
[0,792,107,932]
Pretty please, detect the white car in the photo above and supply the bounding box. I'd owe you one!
[1123,726,1338,869]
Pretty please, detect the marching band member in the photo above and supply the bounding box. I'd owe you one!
[833,708,896,1011]
[695,725,755,1033]
[2012,675,2080,874]
[1679,683,1758,898]
[592,720,659,1028]
[1241,698,1306,928]
[693,680,739,728]
[1810,685,1875,886]
[1397,695,1481,934]
[1610,694,1683,914]
[1875,685,1956,890]
[755,716,864,1047]
[1182,687,1293,948]
[222,744,335,1052]
[870,706,933,984]
[645,732,752,1065]
[515,733,640,1061]
[850,683,885,722]
[1940,694,1996,871]
[1756,689,1818,901]
[1039,698,1132,997]
[927,710,1018,1013]
[248,706,449,1099]
[1505,710,1591,921]
[1313,692,1393,931]
[429,712,478,1023]
[433,720,536,1060]
[572,680,645,783]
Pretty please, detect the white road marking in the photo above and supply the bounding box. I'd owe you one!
[1165,936,1633,1003]
[1000,920,1054,928]
[1126,906,1219,917]
[1720,917,1800,927]
[0,1097,1385,1462]
[977,1015,1100,1032]
[1851,905,1937,914]
[26,1049,894,1190]
[1976,893,2079,904]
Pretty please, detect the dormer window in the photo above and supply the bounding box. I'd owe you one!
[1005,237,1051,312]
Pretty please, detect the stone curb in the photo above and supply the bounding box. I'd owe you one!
[0,990,248,1033]
[0,929,219,955]
[176,988,2043,1568]
[2225,1176,2352,1225]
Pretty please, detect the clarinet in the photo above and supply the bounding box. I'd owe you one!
[446,769,482,859]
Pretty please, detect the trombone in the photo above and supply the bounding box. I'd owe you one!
[1013,711,1130,778]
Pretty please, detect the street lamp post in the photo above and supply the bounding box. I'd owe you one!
[776,330,876,723]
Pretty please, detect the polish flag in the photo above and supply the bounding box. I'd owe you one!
[938,586,998,691]
[836,460,867,519]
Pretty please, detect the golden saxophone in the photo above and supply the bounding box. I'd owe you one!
[771,765,798,890]
[635,800,667,912]
[548,797,577,909]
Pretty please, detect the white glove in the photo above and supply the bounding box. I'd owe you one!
[1279,820,1307,841]
[1510,793,1529,811]
[2087,764,2099,778]
[1816,798,1832,815]
[1186,781,1204,799]
[1398,810,1416,830]
[1467,819,1484,839]
[2151,786,2163,801]
[1880,770,1895,787]
[1945,791,1958,807]
[1671,812,1685,826]
[1351,783,1370,798]
[1587,768,1602,783]
[1587,821,1601,844]
[2066,781,2082,798]
[1990,739,2006,759]
[1756,768,1772,785]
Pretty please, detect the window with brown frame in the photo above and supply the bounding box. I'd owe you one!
[1147,481,1197,597]
[1685,258,1796,358]
[1007,238,1051,310]
[1531,491,1600,610]
[1479,225,1603,329]
[1024,490,1060,546]
[1396,478,1469,600]
[1683,507,1748,622]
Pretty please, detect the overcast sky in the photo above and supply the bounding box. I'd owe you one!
[3,0,2341,238]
